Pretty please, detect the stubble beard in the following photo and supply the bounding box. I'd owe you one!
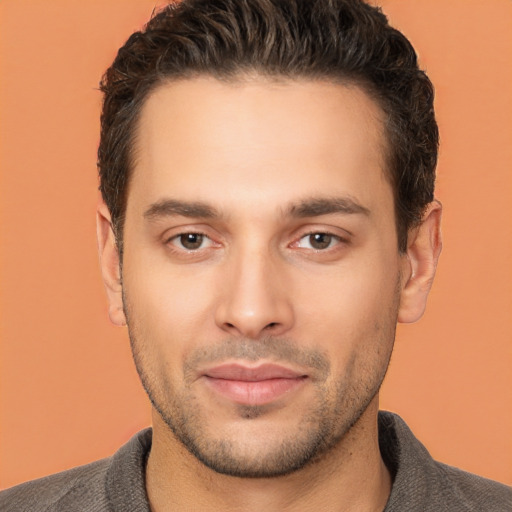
[122,265,401,478]
[125,320,396,479]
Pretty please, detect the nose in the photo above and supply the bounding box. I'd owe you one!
[214,246,294,339]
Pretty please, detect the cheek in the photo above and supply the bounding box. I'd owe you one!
[298,253,399,321]
[294,255,400,361]
[122,248,218,344]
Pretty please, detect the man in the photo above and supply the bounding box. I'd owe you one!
[1,0,510,510]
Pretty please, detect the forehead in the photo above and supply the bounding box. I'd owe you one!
[129,77,391,215]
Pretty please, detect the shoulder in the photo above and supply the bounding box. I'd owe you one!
[0,428,152,512]
[379,411,512,511]
[0,457,112,512]
[434,461,512,511]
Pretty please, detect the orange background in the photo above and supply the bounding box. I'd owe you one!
[1,0,511,490]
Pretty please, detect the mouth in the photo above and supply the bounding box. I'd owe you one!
[202,363,308,406]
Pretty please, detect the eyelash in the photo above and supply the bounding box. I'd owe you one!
[166,232,214,251]
[165,230,348,254]
[294,231,346,251]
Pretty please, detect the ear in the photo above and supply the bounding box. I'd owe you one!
[398,200,442,323]
[96,202,126,326]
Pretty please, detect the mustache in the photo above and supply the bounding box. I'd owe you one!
[183,336,330,381]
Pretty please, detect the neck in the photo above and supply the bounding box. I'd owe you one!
[146,400,391,512]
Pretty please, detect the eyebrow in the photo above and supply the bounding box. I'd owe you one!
[144,199,219,220]
[287,196,370,218]
[143,195,370,222]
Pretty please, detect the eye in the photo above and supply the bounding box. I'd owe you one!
[169,233,212,251]
[296,232,340,250]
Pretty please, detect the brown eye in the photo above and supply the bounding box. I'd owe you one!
[178,233,204,250]
[308,233,333,250]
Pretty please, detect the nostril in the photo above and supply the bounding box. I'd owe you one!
[265,322,278,330]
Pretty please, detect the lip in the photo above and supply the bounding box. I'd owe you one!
[205,363,305,381]
[202,363,308,406]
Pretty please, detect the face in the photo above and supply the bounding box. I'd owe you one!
[114,78,408,477]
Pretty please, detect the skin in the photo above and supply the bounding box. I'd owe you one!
[97,77,442,511]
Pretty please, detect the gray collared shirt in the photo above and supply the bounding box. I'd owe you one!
[1,412,510,511]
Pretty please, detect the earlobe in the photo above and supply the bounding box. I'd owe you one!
[96,202,126,327]
[398,200,442,324]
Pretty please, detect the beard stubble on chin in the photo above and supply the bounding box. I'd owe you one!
[122,268,402,479]
[125,315,397,479]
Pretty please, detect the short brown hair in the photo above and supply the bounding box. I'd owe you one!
[98,0,438,253]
